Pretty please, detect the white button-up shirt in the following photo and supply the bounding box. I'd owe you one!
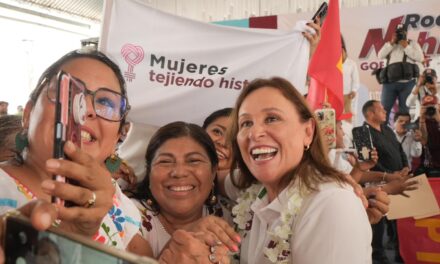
[239,182,372,264]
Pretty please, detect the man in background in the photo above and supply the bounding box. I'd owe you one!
[362,100,412,264]
[393,111,422,171]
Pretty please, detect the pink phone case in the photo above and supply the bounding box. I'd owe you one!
[52,71,86,206]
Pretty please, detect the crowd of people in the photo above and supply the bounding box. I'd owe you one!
[0,17,438,264]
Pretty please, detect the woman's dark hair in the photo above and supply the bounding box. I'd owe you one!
[29,48,128,131]
[229,77,348,193]
[202,108,233,129]
[132,121,219,214]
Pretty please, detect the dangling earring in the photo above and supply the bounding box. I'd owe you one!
[209,183,217,205]
[15,131,29,152]
[304,144,310,151]
[105,154,122,173]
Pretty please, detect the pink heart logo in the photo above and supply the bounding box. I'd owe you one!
[121,44,144,67]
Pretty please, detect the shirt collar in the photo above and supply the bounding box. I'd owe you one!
[251,186,291,223]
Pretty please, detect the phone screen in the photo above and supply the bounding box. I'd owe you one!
[4,215,157,264]
[52,71,87,206]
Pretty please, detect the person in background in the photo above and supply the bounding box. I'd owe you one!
[0,101,9,116]
[328,118,390,225]
[418,100,440,177]
[392,112,422,171]
[378,24,424,124]
[16,105,24,116]
[342,36,360,124]
[406,68,438,121]
[202,108,233,180]
[0,115,22,162]
[229,77,372,263]
[202,108,239,201]
[362,100,417,264]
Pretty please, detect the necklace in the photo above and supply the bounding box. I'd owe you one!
[232,183,304,263]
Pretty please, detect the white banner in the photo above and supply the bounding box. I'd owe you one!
[100,0,310,126]
[277,0,440,125]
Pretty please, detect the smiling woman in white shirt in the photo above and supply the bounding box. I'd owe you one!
[228,77,372,264]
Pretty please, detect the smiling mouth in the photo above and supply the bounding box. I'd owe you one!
[250,147,278,161]
[167,185,195,192]
[81,130,96,143]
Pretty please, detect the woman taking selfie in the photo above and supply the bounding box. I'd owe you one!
[229,77,372,263]
[0,49,150,255]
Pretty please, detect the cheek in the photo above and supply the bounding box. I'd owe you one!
[149,171,165,197]
[28,101,55,147]
[237,134,248,158]
[100,122,120,152]
[197,169,214,190]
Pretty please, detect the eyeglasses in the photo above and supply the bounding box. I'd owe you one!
[44,75,130,122]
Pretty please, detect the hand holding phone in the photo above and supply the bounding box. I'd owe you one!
[352,125,374,161]
[4,214,157,264]
[312,2,328,26]
[52,71,87,206]
[315,108,336,149]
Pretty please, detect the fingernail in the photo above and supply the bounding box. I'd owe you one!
[41,180,55,190]
[40,212,52,227]
[65,141,75,152]
[232,245,239,252]
[235,235,241,243]
[46,159,60,169]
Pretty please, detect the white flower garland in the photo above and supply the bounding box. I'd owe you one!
[232,184,304,263]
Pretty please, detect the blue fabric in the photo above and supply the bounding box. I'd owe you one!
[381,79,415,124]
[0,198,17,208]
[212,19,249,28]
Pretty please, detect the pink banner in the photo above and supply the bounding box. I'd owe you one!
[398,179,440,263]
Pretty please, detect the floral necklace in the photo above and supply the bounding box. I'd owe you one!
[232,183,304,263]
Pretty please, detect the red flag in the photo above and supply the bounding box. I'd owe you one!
[307,0,343,119]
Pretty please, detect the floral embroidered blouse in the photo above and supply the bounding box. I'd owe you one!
[0,168,141,250]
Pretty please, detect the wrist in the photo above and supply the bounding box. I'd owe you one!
[382,172,387,182]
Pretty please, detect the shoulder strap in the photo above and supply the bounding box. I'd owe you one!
[403,52,408,63]
[400,135,407,145]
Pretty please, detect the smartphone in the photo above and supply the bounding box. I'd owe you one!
[315,108,336,149]
[311,2,328,25]
[352,125,374,161]
[3,214,157,264]
[52,71,87,206]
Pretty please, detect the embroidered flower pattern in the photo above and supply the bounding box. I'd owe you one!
[100,222,118,247]
[141,211,153,232]
[232,184,304,263]
[109,205,126,232]
[13,179,35,200]
[93,233,107,244]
